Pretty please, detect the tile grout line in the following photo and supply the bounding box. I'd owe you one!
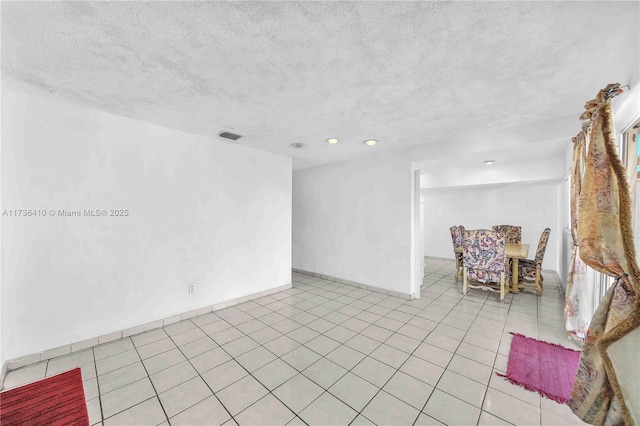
[6,262,569,426]
[416,280,493,424]
[161,319,239,426]
[90,347,104,426]
[421,268,517,424]
[202,279,419,424]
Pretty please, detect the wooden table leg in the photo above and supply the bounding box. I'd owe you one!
[510,258,520,293]
[454,258,460,281]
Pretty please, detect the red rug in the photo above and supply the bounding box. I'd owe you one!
[0,368,89,425]
[498,332,581,404]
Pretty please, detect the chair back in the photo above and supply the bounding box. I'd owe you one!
[449,225,465,249]
[535,228,551,266]
[462,229,506,283]
[492,225,522,244]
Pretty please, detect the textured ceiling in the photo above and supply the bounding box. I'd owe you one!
[2,1,638,172]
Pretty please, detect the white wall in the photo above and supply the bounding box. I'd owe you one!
[293,155,413,295]
[423,180,561,272]
[0,76,3,369]
[614,83,640,134]
[421,156,566,189]
[1,90,292,362]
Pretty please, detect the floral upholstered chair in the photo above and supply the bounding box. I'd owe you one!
[492,225,522,244]
[518,228,551,296]
[449,225,465,281]
[462,229,508,302]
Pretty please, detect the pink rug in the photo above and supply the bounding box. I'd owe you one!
[498,332,581,404]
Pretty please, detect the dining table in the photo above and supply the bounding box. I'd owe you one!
[455,243,530,293]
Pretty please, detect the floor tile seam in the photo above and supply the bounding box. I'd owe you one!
[537,312,565,322]
[349,412,376,425]
[346,360,393,390]
[347,335,443,408]
[39,356,51,380]
[193,312,338,416]
[129,331,170,351]
[502,293,540,339]
[171,332,222,358]
[400,295,461,354]
[163,318,200,336]
[481,385,543,424]
[356,387,421,426]
[136,341,181,361]
[323,383,384,420]
[147,361,199,394]
[296,357,349,394]
[158,330,235,425]
[206,311,286,346]
[232,392,299,425]
[457,319,507,353]
[46,348,97,369]
[188,301,335,374]
[410,292,486,382]
[187,318,271,365]
[459,333,506,355]
[96,353,142,379]
[95,360,149,397]
[465,364,498,422]
[367,307,454,390]
[258,298,416,413]
[343,336,383,357]
[378,309,418,329]
[487,367,543,409]
[100,394,158,424]
[267,384,324,424]
[96,334,137,349]
[421,378,488,424]
[477,409,518,426]
[90,346,105,425]
[374,329,427,356]
[342,327,412,386]
[310,385,366,423]
[124,342,171,424]
[99,374,156,419]
[91,268,544,424]
[477,284,542,421]
[224,337,333,424]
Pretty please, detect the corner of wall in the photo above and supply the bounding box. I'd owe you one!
[1,90,293,363]
[0,281,293,387]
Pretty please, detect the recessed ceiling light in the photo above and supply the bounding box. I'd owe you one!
[291,143,304,149]
[327,138,339,144]
[484,160,495,165]
[364,139,378,146]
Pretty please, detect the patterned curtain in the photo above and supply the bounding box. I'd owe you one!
[564,128,593,341]
[569,84,640,425]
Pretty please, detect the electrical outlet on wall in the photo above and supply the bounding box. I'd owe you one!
[188,283,195,293]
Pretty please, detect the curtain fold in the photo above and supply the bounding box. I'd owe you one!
[568,84,640,426]
[565,128,593,341]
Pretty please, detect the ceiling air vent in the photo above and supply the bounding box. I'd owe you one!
[219,131,242,141]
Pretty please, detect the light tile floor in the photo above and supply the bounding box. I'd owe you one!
[3,258,589,425]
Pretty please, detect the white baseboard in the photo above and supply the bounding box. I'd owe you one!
[292,268,412,300]
[1,282,291,388]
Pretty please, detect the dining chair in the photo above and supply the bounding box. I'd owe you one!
[492,225,522,244]
[518,228,551,295]
[462,229,508,302]
[449,225,465,281]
